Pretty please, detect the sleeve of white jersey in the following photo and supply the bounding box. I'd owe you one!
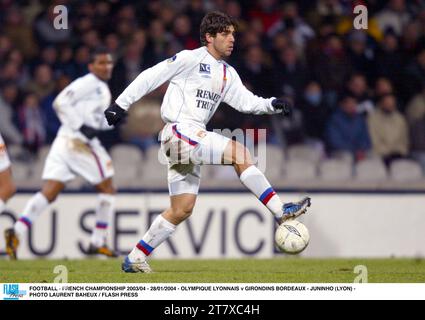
[115,50,194,110]
[223,67,280,115]
[53,78,93,130]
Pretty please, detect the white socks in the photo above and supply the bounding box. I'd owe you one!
[90,193,115,247]
[239,165,283,219]
[14,192,49,238]
[129,215,176,262]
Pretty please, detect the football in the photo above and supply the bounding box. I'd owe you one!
[275,219,310,254]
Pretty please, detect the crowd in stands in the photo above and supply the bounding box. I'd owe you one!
[1,0,425,174]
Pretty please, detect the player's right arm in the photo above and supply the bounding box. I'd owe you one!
[53,78,91,131]
[105,50,194,126]
[53,78,101,140]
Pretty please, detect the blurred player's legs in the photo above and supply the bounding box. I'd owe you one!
[0,167,16,214]
[6,180,63,260]
[1,167,18,260]
[87,177,118,257]
[5,136,117,260]
[0,135,15,213]
[1,136,18,259]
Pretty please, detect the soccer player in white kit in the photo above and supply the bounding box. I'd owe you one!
[4,48,118,259]
[0,134,17,257]
[105,12,311,273]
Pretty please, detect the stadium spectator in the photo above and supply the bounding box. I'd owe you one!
[400,20,424,59]
[375,0,411,36]
[375,30,403,84]
[325,95,371,160]
[367,94,409,166]
[147,19,172,63]
[110,41,149,98]
[25,64,55,99]
[274,46,308,100]
[2,5,37,59]
[402,48,425,101]
[238,44,276,98]
[0,83,23,145]
[73,46,90,78]
[312,33,351,108]
[345,73,374,114]
[173,15,200,50]
[270,1,315,50]
[374,77,394,100]
[56,45,76,78]
[407,85,425,171]
[406,83,425,128]
[17,92,45,155]
[248,0,281,35]
[299,81,330,141]
[346,30,375,78]
[40,74,70,143]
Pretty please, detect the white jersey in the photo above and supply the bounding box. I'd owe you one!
[116,46,280,129]
[53,73,112,143]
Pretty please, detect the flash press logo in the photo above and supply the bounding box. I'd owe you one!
[3,284,27,300]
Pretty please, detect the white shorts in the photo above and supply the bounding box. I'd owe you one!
[160,123,230,195]
[42,136,114,185]
[0,134,11,172]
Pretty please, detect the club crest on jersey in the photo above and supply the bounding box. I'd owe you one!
[199,63,211,74]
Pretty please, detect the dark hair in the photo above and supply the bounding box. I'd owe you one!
[200,11,237,46]
[89,46,111,64]
[377,93,395,103]
[339,93,358,103]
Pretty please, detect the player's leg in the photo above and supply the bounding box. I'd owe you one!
[4,180,64,260]
[5,137,73,259]
[86,177,118,257]
[223,140,311,223]
[63,138,116,257]
[14,180,64,236]
[1,167,18,260]
[122,193,196,273]
[0,167,16,213]
[0,137,15,212]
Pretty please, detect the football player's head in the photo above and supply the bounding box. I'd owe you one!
[200,11,237,59]
[88,47,114,81]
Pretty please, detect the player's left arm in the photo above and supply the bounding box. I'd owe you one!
[222,67,292,116]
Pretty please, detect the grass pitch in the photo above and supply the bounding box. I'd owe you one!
[0,258,424,283]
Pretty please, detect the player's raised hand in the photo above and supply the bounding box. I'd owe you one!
[104,103,127,126]
[271,98,292,116]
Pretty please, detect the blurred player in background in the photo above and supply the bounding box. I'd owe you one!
[0,134,16,256]
[105,12,311,273]
[4,48,118,260]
